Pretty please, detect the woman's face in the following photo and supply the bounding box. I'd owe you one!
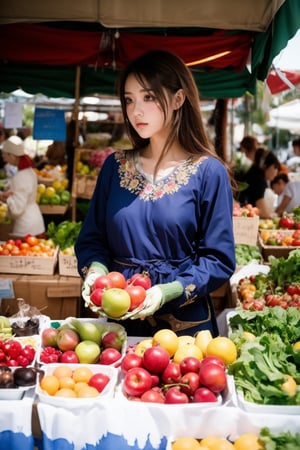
[265,164,279,181]
[272,180,285,195]
[124,73,174,140]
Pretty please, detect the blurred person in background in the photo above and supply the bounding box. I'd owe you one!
[35,141,66,170]
[286,137,300,171]
[0,135,45,238]
[271,173,300,215]
[238,147,281,218]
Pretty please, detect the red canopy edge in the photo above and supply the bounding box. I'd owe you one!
[0,23,252,71]
[266,68,300,94]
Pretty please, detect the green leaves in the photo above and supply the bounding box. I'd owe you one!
[46,220,82,250]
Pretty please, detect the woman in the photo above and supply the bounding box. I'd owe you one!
[238,147,281,219]
[271,173,300,215]
[75,50,236,337]
[0,135,45,238]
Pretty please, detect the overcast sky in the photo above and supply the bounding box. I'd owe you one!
[273,29,300,70]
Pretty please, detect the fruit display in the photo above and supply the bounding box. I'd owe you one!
[76,147,114,175]
[0,337,37,367]
[118,329,236,404]
[236,249,300,310]
[86,270,152,318]
[259,207,300,230]
[0,235,56,257]
[39,319,126,365]
[259,229,300,246]
[36,179,70,206]
[232,203,259,217]
[37,363,118,400]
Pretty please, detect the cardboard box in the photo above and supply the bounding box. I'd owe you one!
[0,247,59,275]
[0,274,82,319]
[39,205,69,215]
[58,253,80,277]
[233,216,259,246]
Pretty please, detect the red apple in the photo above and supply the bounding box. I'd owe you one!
[199,363,227,393]
[123,367,153,397]
[164,387,189,404]
[101,331,124,352]
[200,356,226,371]
[90,288,105,306]
[99,348,122,365]
[92,275,114,291]
[56,329,80,352]
[120,353,143,373]
[193,387,218,403]
[125,285,146,311]
[41,327,59,347]
[141,388,165,403]
[107,271,127,289]
[88,372,110,393]
[142,346,170,374]
[180,356,201,374]
[161,362,181,384]
[180,372,200,396]
[59,350,79,364]
[128,272,152,290]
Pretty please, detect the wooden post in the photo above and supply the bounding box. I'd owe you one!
[71,66,81,221]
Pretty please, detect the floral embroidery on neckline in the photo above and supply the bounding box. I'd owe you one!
[116,150,206,201]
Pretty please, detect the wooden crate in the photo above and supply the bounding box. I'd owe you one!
[233,216,259,246]
[0,246,59,275]
[72,174,97,199]
[258,235,295,261]
[39,204,69,215]
[58,253,80,277]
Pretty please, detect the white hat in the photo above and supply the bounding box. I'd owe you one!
[2,136,25,156]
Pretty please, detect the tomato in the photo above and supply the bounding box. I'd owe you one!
[291,238,300,246]
[128,272,152,290]
[25,235,39,247]
[125,285,146,311]
[107,271,127,289]
[279,216,295,229]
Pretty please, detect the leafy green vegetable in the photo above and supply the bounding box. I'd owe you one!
[259,427,300,450]
[235,244,262,266]
[268,249,300,288]
[46,220,82,250]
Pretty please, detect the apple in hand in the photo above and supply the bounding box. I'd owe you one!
[90,288,105,306]
[125,285,146,311]
[101,288,131,318]
[88,373,110,393]
[142,346,170,374]
[92,275,114,291]
[123,367,153,397]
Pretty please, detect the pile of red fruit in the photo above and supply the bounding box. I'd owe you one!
[120,348,228,404]
[89,271,152,317]
[0,339,36,367]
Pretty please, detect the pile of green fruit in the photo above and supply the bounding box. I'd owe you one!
[0,316,12,340]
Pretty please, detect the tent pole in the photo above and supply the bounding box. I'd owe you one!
[71,65,81,221]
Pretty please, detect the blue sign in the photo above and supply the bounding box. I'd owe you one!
[33,107,66,140]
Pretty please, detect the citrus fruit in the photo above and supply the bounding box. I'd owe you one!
[195,330,213,356]
[172,436,202,450]
[54,388,77,398]
[77,385,99,398]
[45,186,56,197]
[37,183,46,194]
[293,341,300,351]
[242,331,256,342]
[72,366,93,383]
[59,376,76,390]
[152,329,179,357]
[134,338,153,357]
[53,365,73,379]
[234,433,262,450]
[173,344,203,364]
[74,381,88,394]
[206,337,237,365]
[177,335,195,347]
[200,437,234,450]
[40,374,60,396]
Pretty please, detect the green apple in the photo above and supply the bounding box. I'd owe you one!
[75,340,101,364]
[101,288,131,318]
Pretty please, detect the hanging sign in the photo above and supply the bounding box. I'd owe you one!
[4,102,23,128]
[33,107,66,141]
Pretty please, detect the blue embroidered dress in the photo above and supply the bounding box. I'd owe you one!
[75,150,235,336]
